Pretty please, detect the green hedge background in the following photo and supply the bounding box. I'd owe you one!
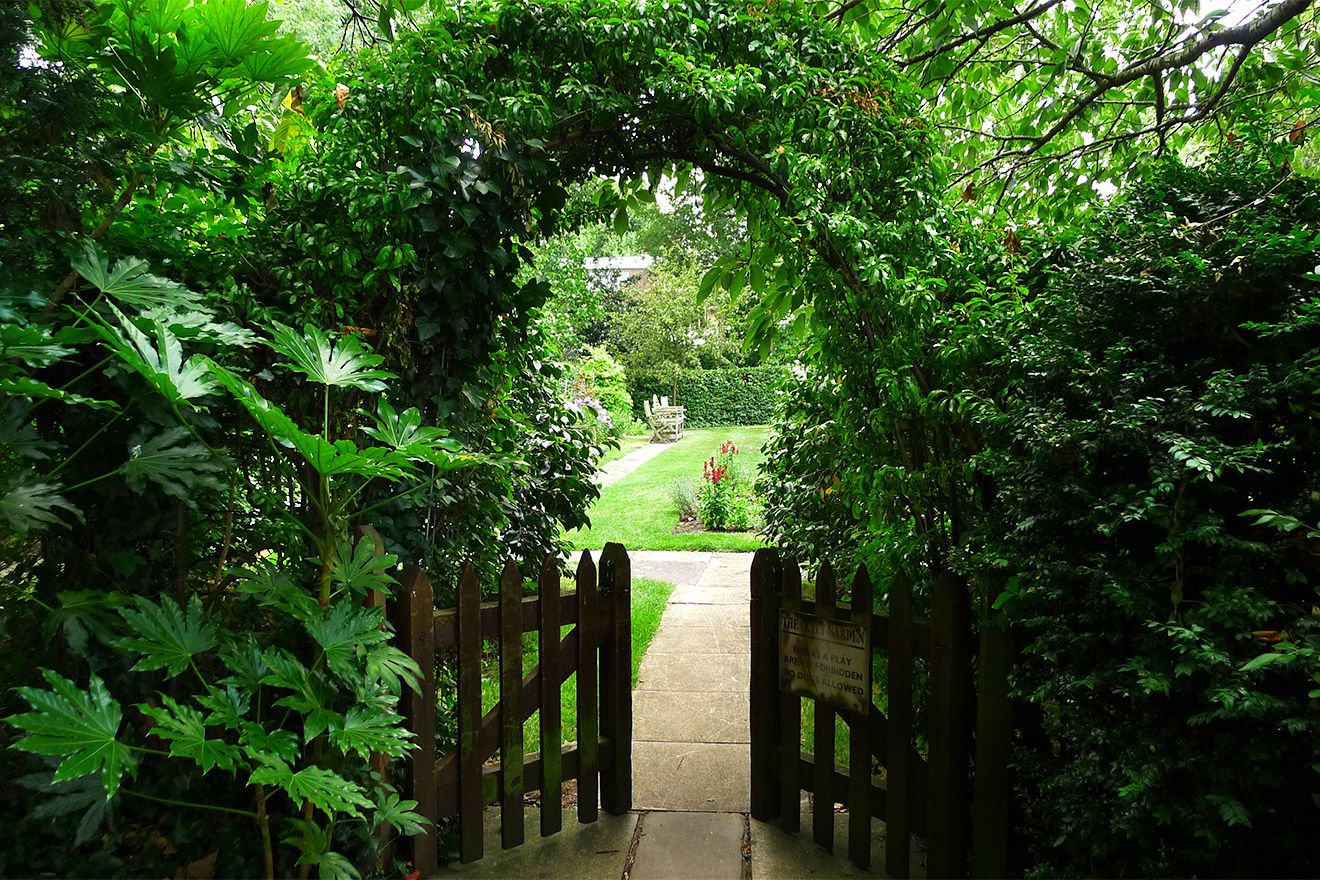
[628,366,786,426]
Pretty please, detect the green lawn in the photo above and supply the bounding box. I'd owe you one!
[596,433,651,468]
[567,425,772,552]
[481,575,675,753]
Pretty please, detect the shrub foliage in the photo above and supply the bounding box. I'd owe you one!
[629,366,784,427]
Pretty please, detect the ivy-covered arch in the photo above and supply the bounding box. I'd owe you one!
[289,0,962,575]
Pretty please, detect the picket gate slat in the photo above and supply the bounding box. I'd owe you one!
[749,548,782,821]
[812,560,838,853]
[779,558,804,833]
[598,543,632,815]
[575,551,600,823]
[886,569,915,879]
[457,564,484,863]
[847,565,873,868]
[498,561,525,849]
[537,557,563,838]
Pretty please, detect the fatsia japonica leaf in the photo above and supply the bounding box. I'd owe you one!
[0,322,76,367]
[327,707,413,759]
[372,791,429,836]
[303,603,390,680]
[87,305,217,406]
[71,242,204,312]
[138,695,243,774]
[118,427,227,505]
[238,722,298,765]
[0,376,117,410]
[249,760,373,819]
[116,595,218,677]
[0,480,82,534]
[194,685,250,730]
[6,670,136,798]
[331,539,398,599]
[235,564,320,621]
[362,399,469,469]
[281,819,361,880]
[266,322,393,391]
[206,362,416,480]
[364,643,422,694]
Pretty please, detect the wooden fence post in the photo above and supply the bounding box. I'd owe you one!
[397,566,438,875]
[538,556,563,837]
[750,548,783,822]
[848,565,874,868]
[599,543,632,815]
[885,570,914,879]
[813,560,838,853]
[779,559,804,832]
[927,571,974,879]
[456,564,483,863]
[970,623,1013,879]
[498,561,525,850]
[575,551,599,823]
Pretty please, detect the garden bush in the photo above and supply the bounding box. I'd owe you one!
[696,440,753,531]
[628,366,784,427]
[971,154,1320,877]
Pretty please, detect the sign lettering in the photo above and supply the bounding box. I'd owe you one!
[778,608,871,714]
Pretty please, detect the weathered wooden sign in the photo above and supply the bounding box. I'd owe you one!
[778,609,871,714]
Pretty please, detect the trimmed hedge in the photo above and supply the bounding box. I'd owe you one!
[628,366,785,426]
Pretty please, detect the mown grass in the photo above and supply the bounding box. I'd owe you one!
[566,425,772,552]
[481,575,675,753]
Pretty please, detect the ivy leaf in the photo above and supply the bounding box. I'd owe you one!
[119,427,227,505]
[6,669,136,798]
[266,322,393,391]
[117,595,218,677]
[328,707,413,759]
[249,760,373,819]
[304,604,390,679]
[139,695,243,774]
[71,242,204,312]
[0,480,82,534]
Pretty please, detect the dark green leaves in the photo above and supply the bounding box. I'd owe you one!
[139,696,243,774]
[266,323,393,392]
[7,670,135,798]
[117,595,218,677]
[119,427,227,504]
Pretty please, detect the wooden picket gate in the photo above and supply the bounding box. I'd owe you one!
[386,544,633,874]
[748,549,1013,879]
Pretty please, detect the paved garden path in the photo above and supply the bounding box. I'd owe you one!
[439,551,888,879]
[595,441,672,487]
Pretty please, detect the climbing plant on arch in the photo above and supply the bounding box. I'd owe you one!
[312,0,975,584]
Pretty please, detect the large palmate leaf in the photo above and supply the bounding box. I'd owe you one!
[7,670,136,798]
[331,539,398,599]
[238,722,298,765]
[303,603,390,680]
[88,305,217,406]
[0,376,117,410]
[116,595,218,677]
[43,590,132,655]
[328,708,413,760]
[119,427,227,504]
[363,398,468,469]
[0,480,82,534]
[372,791,429,836]
[206,361,417,480]
[266,323,393,391]
[138,695,243,774]
[71,242,204,312]
[0,323,76,367]
[249,760,373,819]
[235,564,319,621]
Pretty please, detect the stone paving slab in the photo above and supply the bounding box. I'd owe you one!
[750,803,928,879]
[661,603,749,627]
[434,807,637,879]
[633,741,751,812]
[629,812,746,880]
[631,558,713,587]
[636,651,749,692]
[634,690,749,743]
[596,442,673,487]
[646,624,749,655]
[669,584,750,605]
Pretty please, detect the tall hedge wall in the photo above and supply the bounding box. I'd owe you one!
[628,366,785,426]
